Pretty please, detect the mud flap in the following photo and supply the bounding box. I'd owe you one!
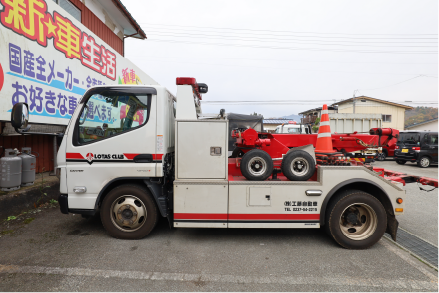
[386,213,399,241]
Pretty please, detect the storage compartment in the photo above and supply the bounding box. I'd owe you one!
[248,187,271,206]
[176,121,228,179]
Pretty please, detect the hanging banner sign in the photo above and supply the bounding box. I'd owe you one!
[0,0,158,125]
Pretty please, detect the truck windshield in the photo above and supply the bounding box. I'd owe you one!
[76,90,151,145]
[398,133,420,145]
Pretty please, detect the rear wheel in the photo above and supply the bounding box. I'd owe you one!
[101,184,158,239]
[240,149,273,181]
[281,150,315,181]
[418,156,431,168]
[325,190,386,249]
[395,159,406,165]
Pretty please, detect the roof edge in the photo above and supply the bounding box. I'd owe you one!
[405,117,438,129]
[331,96,413,110]
[111,0,147,39]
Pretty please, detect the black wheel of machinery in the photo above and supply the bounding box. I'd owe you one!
[281,150,315,181]
[325,189,387,249]
[231,148,245,158]
[101,184,158,239]
[240,149,273,181]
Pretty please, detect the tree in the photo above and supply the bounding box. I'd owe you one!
[312,117,320,133]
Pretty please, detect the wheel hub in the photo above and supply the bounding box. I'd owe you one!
[111,196,146,232]
[339,203,378,241]
[248,156,267,176]
[290,157,309,176]
[121,207,134,220]
[346,212,360,225]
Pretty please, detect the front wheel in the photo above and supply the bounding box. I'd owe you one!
[101,184,158,239]
[395,159,406,165]
[325,190,387,249]
[418,156,431,168]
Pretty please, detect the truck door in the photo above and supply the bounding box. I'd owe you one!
[65,87,158,210]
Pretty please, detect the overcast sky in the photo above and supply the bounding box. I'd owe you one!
[123,0,438,118]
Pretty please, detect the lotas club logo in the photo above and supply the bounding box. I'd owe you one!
[86,153,94,164]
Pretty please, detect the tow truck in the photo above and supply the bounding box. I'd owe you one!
[9,77,435,249]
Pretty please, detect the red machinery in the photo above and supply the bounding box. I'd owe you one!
[231,125,437,188]
[232,127,399,159]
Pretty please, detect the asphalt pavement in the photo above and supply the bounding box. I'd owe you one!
[373,160,438,245]
[0,160,437,291]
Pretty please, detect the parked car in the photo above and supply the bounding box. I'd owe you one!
[394,131,438,168]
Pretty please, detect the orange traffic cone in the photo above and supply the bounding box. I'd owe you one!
[315,104,335,153]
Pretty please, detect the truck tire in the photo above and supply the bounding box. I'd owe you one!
[101,184,158,239]
[376,150,387,161]
[281,150,315,181]
[325,189,386,249]
[240,149,273,181]
[418,156,431,168]
[395,160,406,165]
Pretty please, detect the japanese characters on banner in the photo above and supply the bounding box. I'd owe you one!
[0,0,158,125]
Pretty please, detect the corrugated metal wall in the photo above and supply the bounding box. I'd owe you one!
[70,0,124,56]
[0,135,55,173]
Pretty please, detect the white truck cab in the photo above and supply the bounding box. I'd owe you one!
[10,77,404,249]
[274,123,311,134]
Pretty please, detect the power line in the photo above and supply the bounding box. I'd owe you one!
[140,22,438,38]
[145,28,439,44]
[202,101,438,105]
[127,55,437,65]
[132,57,437,76]
[357,75,438,92]
[146,32,438,48]
[147,39,437,54]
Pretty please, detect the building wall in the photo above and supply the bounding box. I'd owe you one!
[81,0,124,40]
[337,100,406,130]
[405,121,438,132]
[69,0,124,56]
[0,135,55,173]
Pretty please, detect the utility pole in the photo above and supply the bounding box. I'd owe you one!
[352,90,357,114]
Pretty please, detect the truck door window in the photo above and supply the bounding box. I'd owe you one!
[74,90,151,145]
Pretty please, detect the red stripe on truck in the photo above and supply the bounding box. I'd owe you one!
[174,213,228,220]
[123,153,139,160]
[153,154,163,160]
[174,213,320,221]
[66,153,85,159]
[123,153,163,161]
[228,214,320,220]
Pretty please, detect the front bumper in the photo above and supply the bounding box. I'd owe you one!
[59,194,69,214]
[394,150,419,161]
[58,194,96,216]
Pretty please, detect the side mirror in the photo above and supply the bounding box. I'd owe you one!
[11,102,30,132]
